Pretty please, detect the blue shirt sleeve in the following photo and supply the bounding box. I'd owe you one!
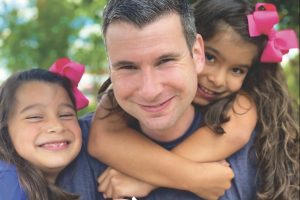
[57,113,107,200]
[0,161,27,200]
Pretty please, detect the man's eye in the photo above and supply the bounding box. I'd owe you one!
[159,58,174,65]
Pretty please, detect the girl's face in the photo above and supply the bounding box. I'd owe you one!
[193,27,258,106]
[8,81,82,182]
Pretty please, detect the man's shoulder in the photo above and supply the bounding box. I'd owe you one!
[189,104,203,130]
[79,112,94,124]
[78,112,94,138]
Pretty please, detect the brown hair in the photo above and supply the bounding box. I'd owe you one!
[0,69,79,200]
[194,0,299,199]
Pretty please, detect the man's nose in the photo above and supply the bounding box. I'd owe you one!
[138,68,162,101]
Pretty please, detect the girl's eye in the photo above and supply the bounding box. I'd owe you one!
[59,113,76,119]
[205,52,216,63]
[25,116,43,122]
[232,68,246,75]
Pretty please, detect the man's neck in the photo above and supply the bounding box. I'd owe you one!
[141,105,195,142]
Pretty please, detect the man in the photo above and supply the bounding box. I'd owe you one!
[88,0,236,199]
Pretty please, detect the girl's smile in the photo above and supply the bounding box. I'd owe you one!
[8,81,82,181]
[193,26,257,106]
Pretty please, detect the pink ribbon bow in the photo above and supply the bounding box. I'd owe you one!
[247,3,299,63]
[49,58,89,110]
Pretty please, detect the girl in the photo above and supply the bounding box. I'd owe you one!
[0,59,101,200]
[89,0,299,200]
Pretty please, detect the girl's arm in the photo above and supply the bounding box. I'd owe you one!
[173,93,257,162]
[89,110,233,199]
[88,93,256,195]
[88,94,234,196]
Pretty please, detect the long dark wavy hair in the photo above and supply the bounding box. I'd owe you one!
[97,0,299,199]
[193,0,299,199]
[0,69,79,200]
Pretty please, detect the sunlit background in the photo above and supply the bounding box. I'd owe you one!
[0,0,299,115]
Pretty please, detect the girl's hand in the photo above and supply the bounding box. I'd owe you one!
[98,167,156,199]
[186,162,234,199]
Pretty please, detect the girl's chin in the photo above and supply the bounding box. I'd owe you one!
[193,97,210,106]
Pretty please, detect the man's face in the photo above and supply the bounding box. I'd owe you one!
[105,14,204,141]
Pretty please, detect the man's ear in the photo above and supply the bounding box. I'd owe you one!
[192,34,205,74]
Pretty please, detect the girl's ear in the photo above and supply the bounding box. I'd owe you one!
[192,34,205,74]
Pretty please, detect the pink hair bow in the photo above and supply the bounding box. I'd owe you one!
[49,58,89,110]
[247,3,299,63]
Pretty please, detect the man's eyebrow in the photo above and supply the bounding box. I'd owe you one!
[157,53,180,60]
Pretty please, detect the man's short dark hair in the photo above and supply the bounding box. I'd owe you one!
[102,0,196,51]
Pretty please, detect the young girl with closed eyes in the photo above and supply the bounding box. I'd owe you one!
[0,58,102,200]
[88,1,299,200]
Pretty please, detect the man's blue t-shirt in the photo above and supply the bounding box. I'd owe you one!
[57,118,106,200]
[80,106,257,200]
[0,161,27,200]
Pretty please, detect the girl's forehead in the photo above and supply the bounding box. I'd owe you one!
[205,27,258,66]
[15,81,51,99]
[208,25,257,52]
[13,81,71,111]
[211,25,243,43]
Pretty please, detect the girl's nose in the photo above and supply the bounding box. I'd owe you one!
[47,126,64,133]
[46,119,65,134]
[207,71,226,88]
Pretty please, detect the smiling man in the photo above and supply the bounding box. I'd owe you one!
[87,0,235,199]
[106,12,202,142]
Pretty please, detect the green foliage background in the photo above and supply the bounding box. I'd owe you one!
[0,0,299,113]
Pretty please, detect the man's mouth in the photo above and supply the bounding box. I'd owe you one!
[139,97,173,113]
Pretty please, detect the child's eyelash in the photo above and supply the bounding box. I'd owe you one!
[60,113,76,118]
[26,116,42,119]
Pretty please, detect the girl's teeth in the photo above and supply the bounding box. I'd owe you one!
[201,86,214,95]
[42,142,67,148]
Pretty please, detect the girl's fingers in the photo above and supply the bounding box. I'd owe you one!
[98,167,110,185]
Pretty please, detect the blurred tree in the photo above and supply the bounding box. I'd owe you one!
[0,0,107,73]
